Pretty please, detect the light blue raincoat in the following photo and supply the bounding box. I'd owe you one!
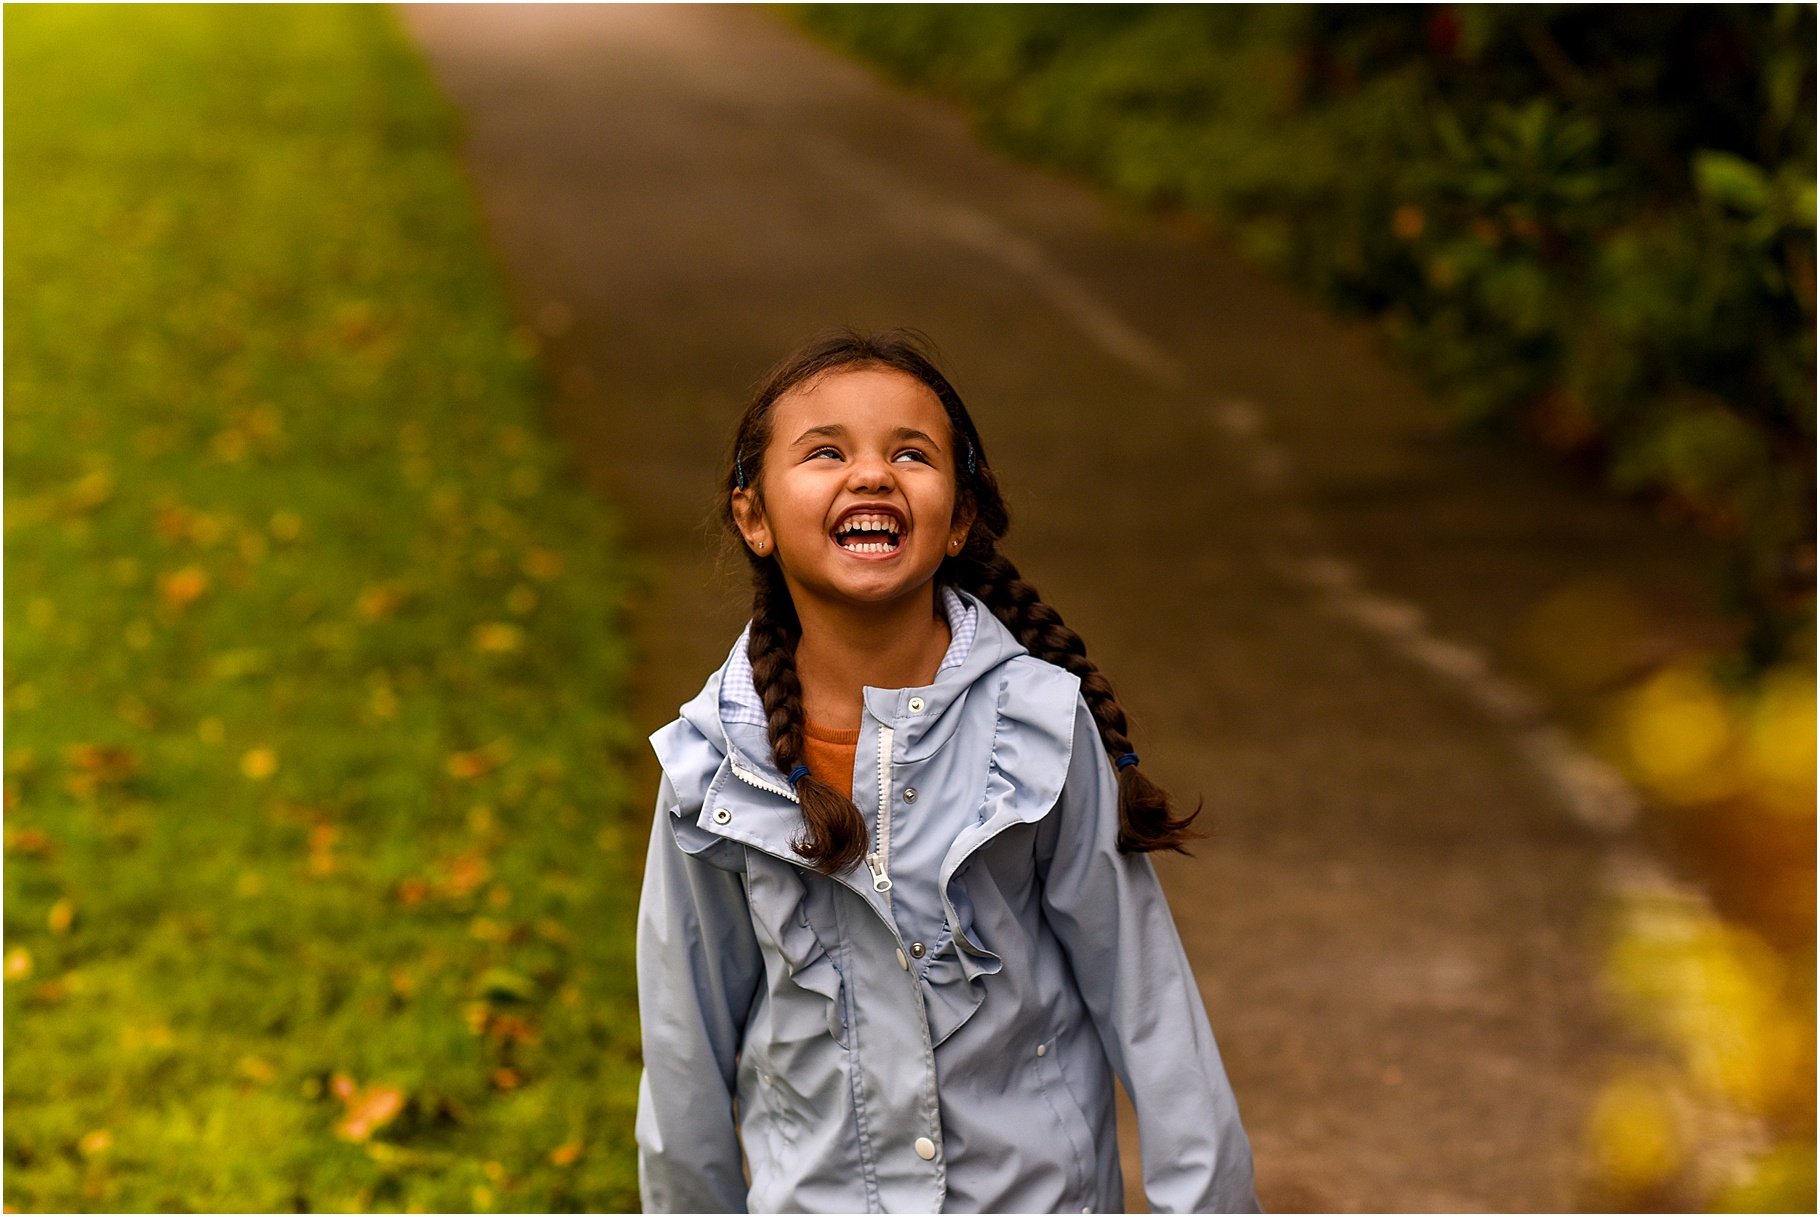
[636,588,1258,1213]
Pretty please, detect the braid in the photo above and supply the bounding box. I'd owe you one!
[954,548,1204,854]
[747,561,869,874]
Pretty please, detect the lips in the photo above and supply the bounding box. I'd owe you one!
[830,504,906,556]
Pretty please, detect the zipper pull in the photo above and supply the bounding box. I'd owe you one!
[865,851,893,893]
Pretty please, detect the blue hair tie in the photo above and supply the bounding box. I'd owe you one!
[734,450,748,490]
[1115,752,1140,770]
[786,763,811,786]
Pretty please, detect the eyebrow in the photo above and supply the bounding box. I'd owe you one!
[789,424,944,451]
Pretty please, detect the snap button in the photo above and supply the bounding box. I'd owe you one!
[1035,1043,1047,1057]
[914,1136,936,1160]
[910,941,926,958]
[903,787,918,803]
[895,948,908,970]
[761,1073,772,1085]
[908,697,925,713]
[712,808,731,824]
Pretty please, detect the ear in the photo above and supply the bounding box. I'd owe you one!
[731,486,773,556]
[947,500,977,553]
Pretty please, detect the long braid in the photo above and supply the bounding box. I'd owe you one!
[954,548,1204,854]
[747,561,870,874]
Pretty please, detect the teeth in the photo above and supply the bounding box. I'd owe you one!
[835,513,901,536]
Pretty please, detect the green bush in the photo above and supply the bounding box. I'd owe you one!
[792,3,1816,663]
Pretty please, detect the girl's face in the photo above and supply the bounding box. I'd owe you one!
[733,366,973,618]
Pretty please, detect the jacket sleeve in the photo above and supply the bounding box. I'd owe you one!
[1036,696,1260,1214]
[634,774,765,1213]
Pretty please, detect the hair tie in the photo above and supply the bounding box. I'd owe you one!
[786,763,811,786]
[734,450,748,490]
[964,437,977,476]
[1115,752,1140,770]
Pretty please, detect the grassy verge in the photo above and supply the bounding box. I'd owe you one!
[5,7,643,1209]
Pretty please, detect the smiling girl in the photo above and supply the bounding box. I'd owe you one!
[635,328,1258,1214]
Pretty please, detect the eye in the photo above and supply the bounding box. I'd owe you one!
[893,448,931,464]
[808,446,842,460]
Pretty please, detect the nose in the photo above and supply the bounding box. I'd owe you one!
[846,450,896,494]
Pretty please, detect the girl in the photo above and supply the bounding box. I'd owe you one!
[636,328,1258,1214]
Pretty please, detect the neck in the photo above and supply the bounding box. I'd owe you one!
[790,584,951,731]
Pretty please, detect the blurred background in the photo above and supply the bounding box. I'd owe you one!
[5,4,1812,1212]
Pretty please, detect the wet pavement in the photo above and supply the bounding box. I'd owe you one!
[404,5,1738,1210]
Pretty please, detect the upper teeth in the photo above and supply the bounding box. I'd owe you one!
[837,514,900,535]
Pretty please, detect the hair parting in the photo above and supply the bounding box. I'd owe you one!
[722,326,1204,873]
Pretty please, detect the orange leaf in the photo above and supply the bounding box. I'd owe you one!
[334,1082,406,1142]
[160,566,210,608]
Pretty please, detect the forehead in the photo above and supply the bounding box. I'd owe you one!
[769,366,951,443]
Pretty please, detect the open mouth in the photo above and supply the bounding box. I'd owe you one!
[831,512,904,555]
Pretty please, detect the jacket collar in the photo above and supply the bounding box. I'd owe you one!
[672,586,1029,788]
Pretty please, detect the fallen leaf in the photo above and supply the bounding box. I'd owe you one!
[6,828,55,857]
[5,948,33,981]
[67,744,138,781]
[241,747,278,780]
[522,549,563,580]
[160,566,210,608]
[471,622,524,655]
[334,1081,406,1142]
[356,583,411,621]
[550,1141,582,1167]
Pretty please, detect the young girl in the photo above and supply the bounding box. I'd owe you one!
[636,329,1258,1214]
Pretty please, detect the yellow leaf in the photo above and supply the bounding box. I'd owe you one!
[47,898,74,935]
[471,622,524,654]
[77,1129,112,1158]
[69,469,115,511]
[550,1141,582,1167]
[3,947,32,981]
[241,747,278,780]
[356,583,411,621]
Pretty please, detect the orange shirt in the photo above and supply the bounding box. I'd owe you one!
[802,719,860,794]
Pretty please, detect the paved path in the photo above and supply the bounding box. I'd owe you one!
[405,6,1736,1210]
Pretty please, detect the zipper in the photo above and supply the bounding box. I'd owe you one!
[729,756,799,804]
[865,724,895,906]
[729,737,897,912]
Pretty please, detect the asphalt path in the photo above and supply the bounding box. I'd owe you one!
[405,6,1736,1210]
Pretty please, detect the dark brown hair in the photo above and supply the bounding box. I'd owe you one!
[721,326,1202,873]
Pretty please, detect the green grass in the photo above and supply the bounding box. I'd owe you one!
[5,6,644,1209]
